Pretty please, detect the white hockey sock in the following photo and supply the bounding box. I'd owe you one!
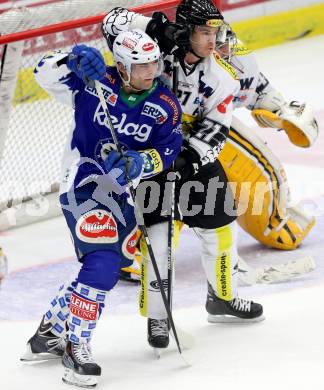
[194,221,239,301]
[139,222,169,319]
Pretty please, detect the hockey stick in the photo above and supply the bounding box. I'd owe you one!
[94,80,185,360]
[167,56,180,308]
[238,255,315,285]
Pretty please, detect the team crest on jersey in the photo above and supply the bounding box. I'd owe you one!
[122,226,138,260]
[86,84,118,107]
[142,102,168,124]
[76,210,118,243]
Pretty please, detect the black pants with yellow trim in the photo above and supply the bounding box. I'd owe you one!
[142,160,237,229]
[138,161,239,319]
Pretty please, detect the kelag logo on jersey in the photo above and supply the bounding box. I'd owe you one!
[94,106,153,142]
[142,102,168,124]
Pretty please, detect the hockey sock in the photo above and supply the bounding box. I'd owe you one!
[68,282,106,344]
[44,279,78,337]
[194,221,239,301]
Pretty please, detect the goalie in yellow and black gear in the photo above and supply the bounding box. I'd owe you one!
[215,23,317,250]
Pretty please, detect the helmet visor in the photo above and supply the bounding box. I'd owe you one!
[131,57,163,79]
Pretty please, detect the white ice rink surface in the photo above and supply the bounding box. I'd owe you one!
[1,35,324,389]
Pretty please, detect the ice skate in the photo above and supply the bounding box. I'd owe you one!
[62,341,101,388]
[21,316,66,361]
[206,283,264,323]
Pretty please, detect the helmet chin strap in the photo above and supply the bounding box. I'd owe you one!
[189,48,204,60]
[188,25,206,60]
[117,69,143,93]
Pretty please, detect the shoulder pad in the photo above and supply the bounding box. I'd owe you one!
[213,53,238,80]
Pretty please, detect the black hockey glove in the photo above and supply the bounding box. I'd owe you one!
[174,147,201,182]
[146,12,191,59]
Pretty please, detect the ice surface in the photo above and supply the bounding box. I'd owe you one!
[0,35,324,389]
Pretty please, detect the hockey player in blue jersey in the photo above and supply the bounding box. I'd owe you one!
[103,0,265,352]
[21,29,182,387]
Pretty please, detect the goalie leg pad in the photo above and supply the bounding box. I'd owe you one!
[194,221,238,301]
[218,117,316,250]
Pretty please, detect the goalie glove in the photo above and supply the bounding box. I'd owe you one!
[251,90,318,148]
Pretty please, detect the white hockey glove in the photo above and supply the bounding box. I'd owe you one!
[102,7,150,49]
[251,90,318,148]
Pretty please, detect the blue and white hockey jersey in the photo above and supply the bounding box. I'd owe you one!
[34,51,183,194]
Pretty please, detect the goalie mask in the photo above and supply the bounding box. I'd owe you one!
[215,23,238,62]
[112,29,163,89]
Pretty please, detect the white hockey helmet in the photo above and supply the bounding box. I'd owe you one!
[112,29,162,85]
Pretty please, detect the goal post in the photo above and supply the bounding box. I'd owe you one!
[0,0,180,231]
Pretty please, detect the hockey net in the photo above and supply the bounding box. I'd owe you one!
[0,0,180,230]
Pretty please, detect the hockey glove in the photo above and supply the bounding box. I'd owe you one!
[174,147,201,182]
[67,45,106,81]
[146,12,191,58]
[104,150,144,186]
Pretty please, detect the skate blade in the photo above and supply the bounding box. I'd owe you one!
[153,348,161,359]
[207,314,265,324]
[20,343,61,362]
[62,368,98,388]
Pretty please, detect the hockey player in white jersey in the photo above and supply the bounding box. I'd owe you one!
[103,0,265,351]
[21,30,182,387]
[214,25,318,251]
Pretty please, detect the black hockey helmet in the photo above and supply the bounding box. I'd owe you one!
[176,0,224,27]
